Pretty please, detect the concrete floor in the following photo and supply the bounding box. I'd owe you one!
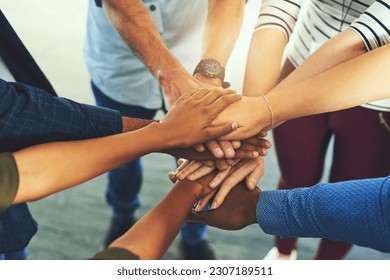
[2,0,390,260]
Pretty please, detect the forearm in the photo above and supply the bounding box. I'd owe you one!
[13,123,166,203]
[109,179,202,259]
[267,44,390,123]
[275,29,367,91]
[203,0,245,64]
[243,29,286,96]
[257,177,390,252]
[102,0,188,82]
[121,117,156,132]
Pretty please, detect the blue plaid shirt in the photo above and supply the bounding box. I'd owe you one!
[0,79,122,252]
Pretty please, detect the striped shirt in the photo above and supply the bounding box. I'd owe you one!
[254,0,390,111]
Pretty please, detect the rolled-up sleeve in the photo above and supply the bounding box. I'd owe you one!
[0,79,122,151]
[349,0,390,51]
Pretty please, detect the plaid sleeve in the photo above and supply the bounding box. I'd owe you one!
[0,79,122,151]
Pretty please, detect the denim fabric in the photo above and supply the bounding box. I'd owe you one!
[0,247,28,260]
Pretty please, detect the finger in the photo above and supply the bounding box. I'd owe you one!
[176,161,204,180]
[196,191,216,212]
[218,140,235,158]
[182,88,208,100]
[207,122,239,142]
[246,163,264,190]
[210,181,237,209]
[205,140,225,158]
[258,129,268,138]
[207,93,241,116]
[199,89,236,105]
[177,158,186,166]
[215,158,230,171]
[233,150,259,159]
[194,143,206,152]
[203,160,215,167]
[209,166,231,188]
[231,140,241,149]
[175,159,191,175]
[168,171,177,183]
[187,165,215,181]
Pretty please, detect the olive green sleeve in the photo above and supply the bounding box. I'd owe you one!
[90,247,140,260]
[0,153,19,213]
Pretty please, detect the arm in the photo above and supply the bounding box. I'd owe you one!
[214,43,390,140]
[194,0,246,87]
[107,175,215,259]
[190,177,390,253]
[0,80,122,150]
[11,89,240,204]
[243,0,302,96]
[101,0,206,105]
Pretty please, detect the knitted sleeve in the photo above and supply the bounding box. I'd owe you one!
[256,177,390,253]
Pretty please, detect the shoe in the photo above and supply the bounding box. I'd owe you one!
[263,247,297,260]
[180,240,216,260]
[103,217,136,248]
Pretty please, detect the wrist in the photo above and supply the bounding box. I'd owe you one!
[248,188,261,225]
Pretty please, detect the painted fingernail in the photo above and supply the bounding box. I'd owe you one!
[231,122,238,130]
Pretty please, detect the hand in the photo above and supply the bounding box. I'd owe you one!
[198,157,265,210]
[160,88,241,147]
[211,95,271,141]
[188,181,261,230]
[172,135,270,181]
[161,72,217,108]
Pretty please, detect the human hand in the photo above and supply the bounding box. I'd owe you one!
[161,73,218,108]
[172,135,270,181]
[211,95,272,141]
[159,88,240,148]
[196,157,265,210]
[188,181,261,230]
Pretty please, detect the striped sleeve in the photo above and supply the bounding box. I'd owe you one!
[349,0,390,51]
[254,0,302,42]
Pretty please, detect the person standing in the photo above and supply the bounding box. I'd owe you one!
[84,0,246,259]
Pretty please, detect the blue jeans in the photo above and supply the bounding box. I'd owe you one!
[0,248,28,260]
[91,82,207,244]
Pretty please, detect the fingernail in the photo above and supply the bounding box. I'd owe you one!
[211,201,218,209]
[209,180,216,188]
[215,148,224,157]
[226,148,235,157]
[188,174,195,180]
[253,151,259,157]
[231,122,238,130]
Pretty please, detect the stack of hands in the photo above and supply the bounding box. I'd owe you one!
[160,87,271,224]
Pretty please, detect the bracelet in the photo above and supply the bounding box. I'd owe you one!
[262,95,274,129]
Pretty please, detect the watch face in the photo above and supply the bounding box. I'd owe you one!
[203,60,222,75]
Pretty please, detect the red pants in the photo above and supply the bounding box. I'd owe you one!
[273,106,390,259]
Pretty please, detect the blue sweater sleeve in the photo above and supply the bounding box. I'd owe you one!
[256,177,390,253]
[0,79,122,151]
